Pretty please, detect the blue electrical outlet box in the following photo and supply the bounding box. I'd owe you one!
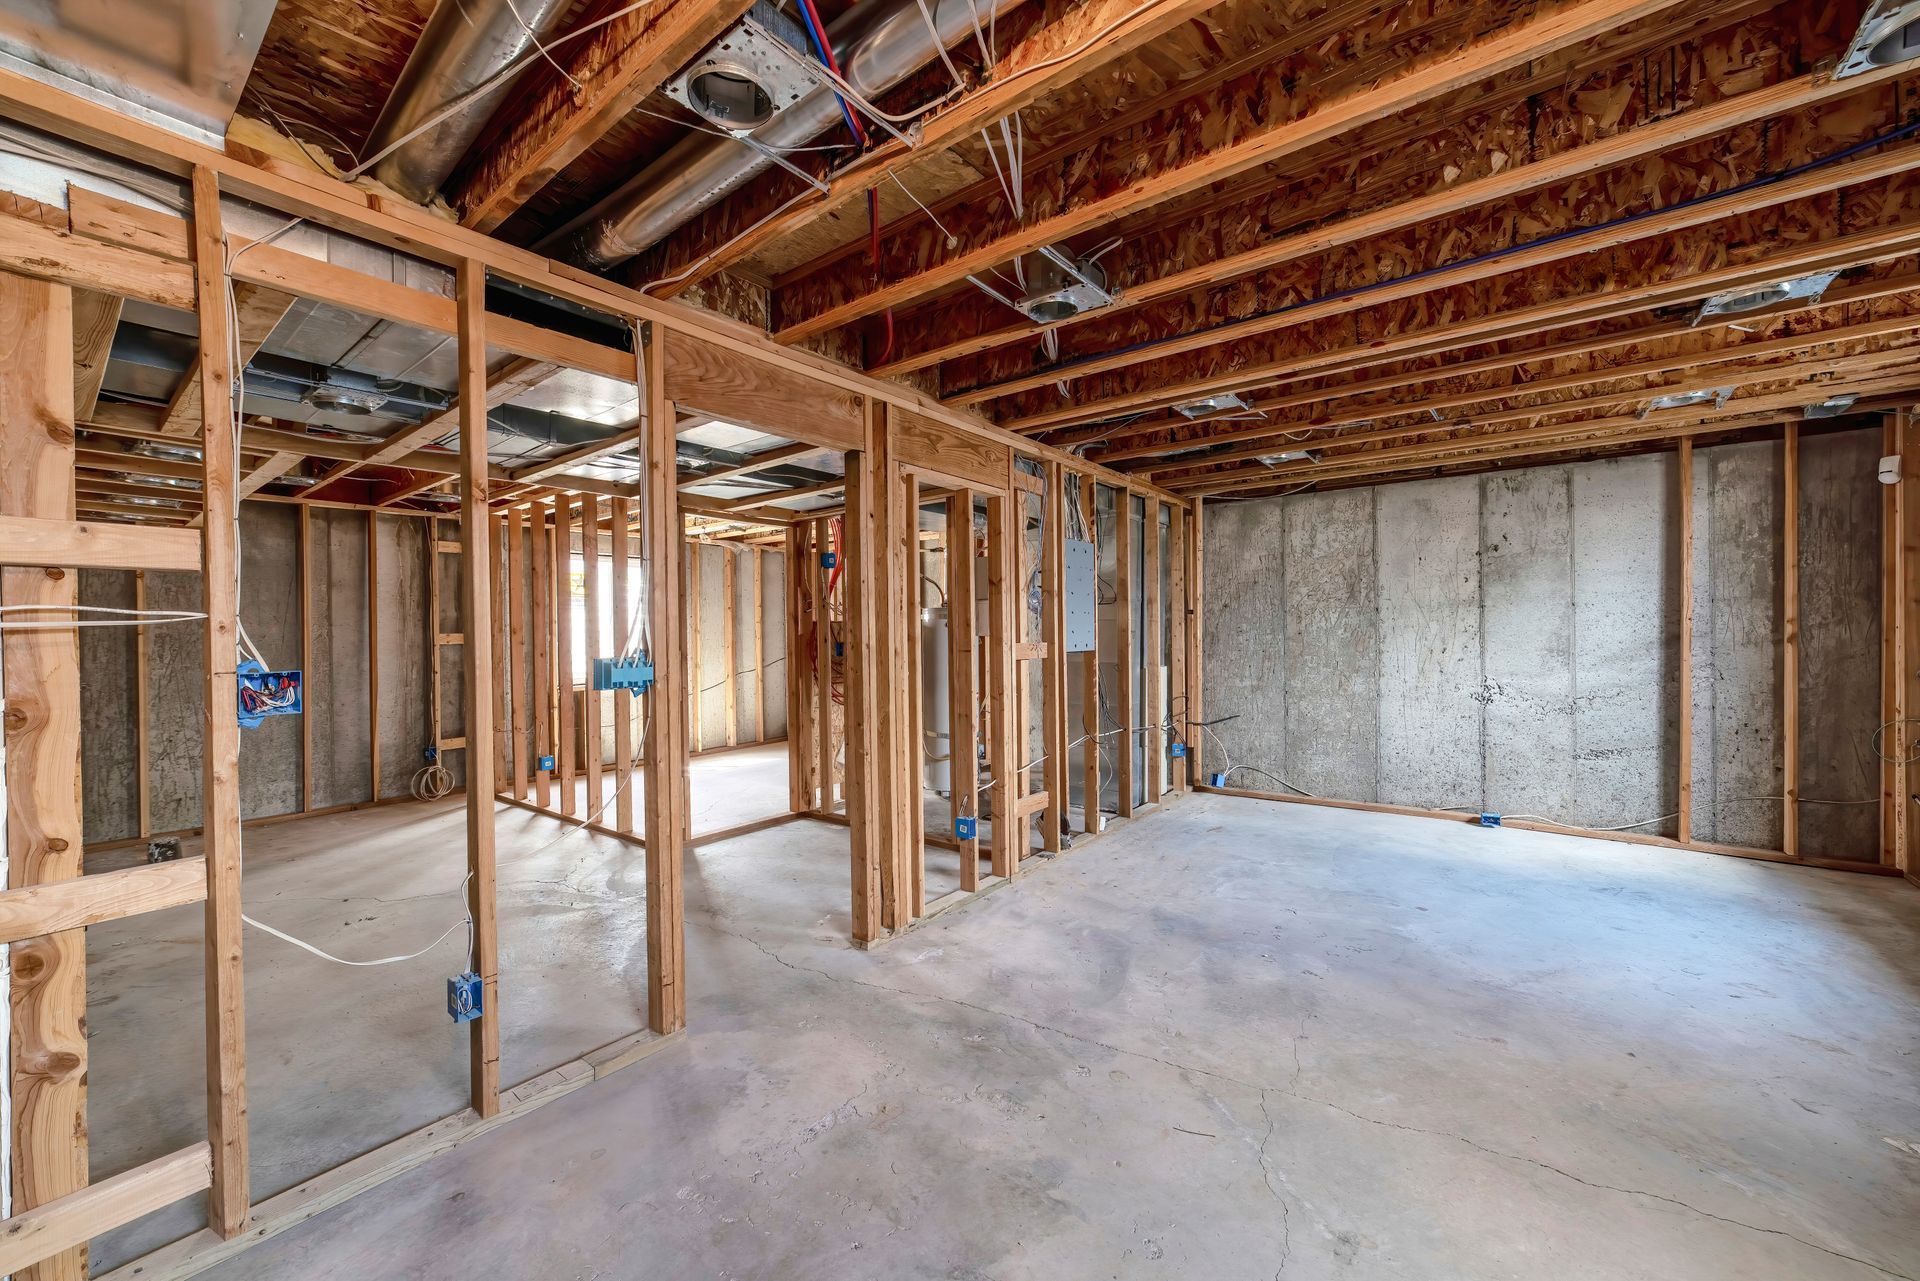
[1478,812,1502,827]
[236,661,302,729]
[833,641,844,658]
[821,551,837,569]
[1209,771,1228,788]
[423,745,438,763]
[448,972,483,1023]
[590,655,655,692]
[1169,742,1187,758]
[538,754,555,772]
[954,815,977,840]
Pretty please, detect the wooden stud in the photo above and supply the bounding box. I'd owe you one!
[0,1144,209,1279]
[612,497,635,833]
[947,491,981,887]
[903,469,926,917]
[815,519,834,810]
[507,506,529,803]
[456,258,502,1117]
[1144,500,1164,805]
[531,502,553,809]
[556,498,577,817]
[785,523,813,812]
[844,414,885,941]
[1080,475,1101,833]
[1783,423,1800,859]
[1881,413,1909,870]
[1041,463,1068,852]
[722,546,738,748]
[582,495,602,814]
[1901,410,1920,883]
[986,491,1019,879]
[752,547,766,745]
[1168,499,1188,794]
[188,167,249,1245]
[1186,496,1204,787]
[0,268,88,1280]
[1676,439,1694,845]
[299,504,313,812]
[687,534,702,754]
[1113,492,1135,818]
[135,569,152,839]
[367,510,382,801]
[640,324,688,1033]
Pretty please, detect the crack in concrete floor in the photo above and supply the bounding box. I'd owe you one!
[693,913,1916,1281]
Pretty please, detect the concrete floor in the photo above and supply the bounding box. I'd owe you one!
[97,791,1920,1280]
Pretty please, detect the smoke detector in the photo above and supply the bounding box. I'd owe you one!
[1640,386,1734,418]
[1837,0,1920,78]
[1173,392,1253,419]
[1013,246,1116,325]
[304,385,389,416]
[667,0,821,134]
[1693,271,1839,325]
[1802,392,1860,419]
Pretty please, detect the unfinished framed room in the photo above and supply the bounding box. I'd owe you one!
[0,0,1914,1277]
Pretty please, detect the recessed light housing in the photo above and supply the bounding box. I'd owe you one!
[1641,386,1734,418]
[1693,270,1839,326]
[1836,0,1920,78]
[1802,393,1860,419]
[1173,392,1253,419]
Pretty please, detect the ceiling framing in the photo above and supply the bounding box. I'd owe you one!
[28,0,1920,515]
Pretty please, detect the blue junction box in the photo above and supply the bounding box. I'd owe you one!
[237,660,302,729]
[448,972,483,1023]
[954,815,977,840]
[591,655,654,692]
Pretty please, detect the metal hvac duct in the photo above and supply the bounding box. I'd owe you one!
[365,0,574,204]
[541,0,1027,271]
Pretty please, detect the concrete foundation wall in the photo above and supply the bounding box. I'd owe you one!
[1203,429,1883,859]
[80,502,437,848]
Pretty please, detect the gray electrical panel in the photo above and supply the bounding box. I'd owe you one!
[1064,538,1097,653]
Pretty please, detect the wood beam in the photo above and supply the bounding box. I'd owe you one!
[0,269,86,1281]
[878,60,1913,378]
[959,140,1920,407]
[189,167,249,1243]
[771,0,1702,345]
[660,0,1234,294]
[159,282,296,437]
[70,288,119,418]
[452,0,762,233]
[1007,220,1920,434]
[640,325,688,1031]
[457,258,503,1117]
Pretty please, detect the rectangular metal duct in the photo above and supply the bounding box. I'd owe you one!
[0,0,276,139]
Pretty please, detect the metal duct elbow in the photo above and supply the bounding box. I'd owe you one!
[366,0,574,204]
[542,0,1028,272]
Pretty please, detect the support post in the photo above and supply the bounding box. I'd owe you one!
[1783,423,1799,858]
[456,258,501,1116]
[555,498,576,816]
[1114,492,1135,818]
[946,490,979,888]
[1143,500,1163,805]
[844,406,885,941]
[639,324,687,1031]
[531,501,552,810]
[1186,496,1204,788]
[612,497,634,833]
[1167,500,1188,793]
[507,507,528,802]
[902,468,925,918]
[1042,463,1067,850]
[986,491,1019,879]
[0,267,89,1278]
[1882,413,1907,869]
[367,510,381,800]
[189,166,249,1242]
[722,545,738,748]
[1080,476,1100,833]
[785,523,812,812]
[1677,439,1694,844]
[582,496,602,814]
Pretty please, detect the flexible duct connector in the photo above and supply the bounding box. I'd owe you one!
[541,0,1026,271]
[366,0,574,204]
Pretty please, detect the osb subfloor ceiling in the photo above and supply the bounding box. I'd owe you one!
[225,0,1920,498]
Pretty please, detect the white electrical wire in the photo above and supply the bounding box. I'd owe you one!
[0,604,207,631]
